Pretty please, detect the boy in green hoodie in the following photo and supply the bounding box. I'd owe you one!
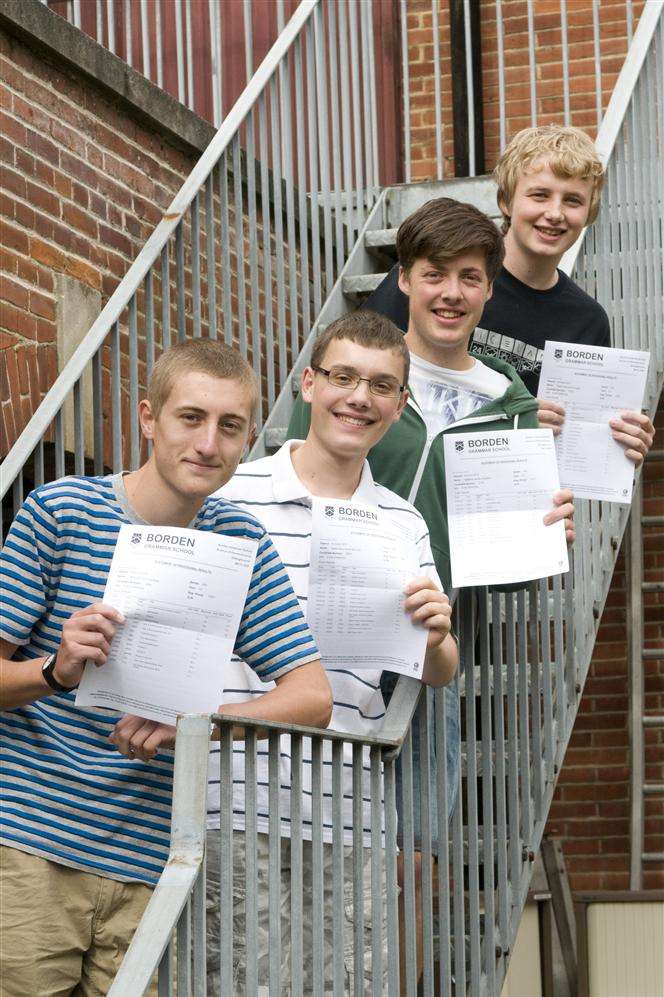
[289,196,574,983]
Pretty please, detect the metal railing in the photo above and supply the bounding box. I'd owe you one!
[41,0,301,128]
[401,0,643,181]
[2,0,380,517]
[109,9,663,993]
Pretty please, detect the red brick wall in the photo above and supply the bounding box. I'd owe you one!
[406,0,646,181]
[546,397,664,892]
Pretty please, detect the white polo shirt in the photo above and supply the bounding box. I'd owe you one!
[206,440,442,845]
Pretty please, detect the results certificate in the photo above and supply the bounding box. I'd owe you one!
[538,340,650,503]
[307,499,428,679]
[76,524,257,723]
[444,429,569,588]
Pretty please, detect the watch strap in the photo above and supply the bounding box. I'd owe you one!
[42,653,78,693]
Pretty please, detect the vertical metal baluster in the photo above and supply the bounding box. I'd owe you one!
[243,0,253,88]
[313,4,334,298]
[418,695,434,997]
[191,196,202,338]
[527,0,537,125]
[496,0,506,152]
[348,0,364,234]
[434,685,451,997]
[192,862,206,997]
[245,729,258,996]
[400,0,411,182]
[305,20,323,318]
[291,734,304,995]
[625,0,634,44]
[95,0,103,44]
[431,0,443,179]
[177,900,191,996]
[293,35,312,336]
[176,221,186,342]
[352,743,366,995]
[370,746,384,995]
[528,585,543,823]
[107,0,115,54]
[124,0,132,66]
[128,295,139,469]
[219,724,234,994]
[647,46,663,372]
[111,320,122,472]
[209,0,222,127]
[491,591,509,970]
[244,110,262,409]
[463,0,476,176]
[461,590,481,994]
[268,730,282,994]
[218,154,233,346]
[73,378,84,476]
[552,574,566,767]
[277,3,300,363]
[383,752,400,995]
[158,940,173,996]
[269,76,287,397]
[400,729,417,997]
[145,269,155,384]
[92,348,103,475]
[505,593,521,888]
[326,0,346,276]
[560,0,570,125]
[331,740,345,997]
[140,0,150,79]
[517,590,532,850]
[337,0,355,250]
[592,0,602,129]
[185,0,194,110]
[451,675,466,995]
[539,578,554,786]
[232,134,248,359]
[359,1,375,208]
[161,245,170,351]
[175,0,185,105]
[258,91,276,407]
[311,736,325,996]
[478,588,495,993]
[155,0,163,90]
[34,439,44,488]
[205,176,217,340]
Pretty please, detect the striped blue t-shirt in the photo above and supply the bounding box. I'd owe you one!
[0,474,319,884]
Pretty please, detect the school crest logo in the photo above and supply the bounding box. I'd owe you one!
[131,532,142,544]
[325,505,335,518]
[554,348,563,360]
[455,440,464,452]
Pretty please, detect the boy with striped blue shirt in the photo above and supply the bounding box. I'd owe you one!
[0,339,332,996]
[206,312,459,993]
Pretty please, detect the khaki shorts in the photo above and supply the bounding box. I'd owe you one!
[205,831,387,996]
[0,844,155,997]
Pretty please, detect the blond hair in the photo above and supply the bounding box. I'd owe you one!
[147,339,258,418]
[494,126,605,233]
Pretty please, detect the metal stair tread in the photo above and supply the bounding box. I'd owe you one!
[342,273,386,298]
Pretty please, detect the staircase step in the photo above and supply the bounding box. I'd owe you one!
[643,516,664,527]
[643,715,664,726]
[642,581,664,592]
[364,228,399,260]
[643,648,664,660]
[342,273,386,300]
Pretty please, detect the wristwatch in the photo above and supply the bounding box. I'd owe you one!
[41,653,78,693]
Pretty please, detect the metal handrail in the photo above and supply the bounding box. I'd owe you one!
[1,0,319,498]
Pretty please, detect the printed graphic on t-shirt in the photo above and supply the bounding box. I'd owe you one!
[471,327,544,379]
[414,376,493,438]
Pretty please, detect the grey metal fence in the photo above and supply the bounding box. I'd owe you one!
[2,0,380,522]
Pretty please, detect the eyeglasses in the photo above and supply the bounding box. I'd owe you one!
[312,365,405,398]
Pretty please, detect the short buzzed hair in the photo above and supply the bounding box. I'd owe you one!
[310,311,410,385]
[396,197,504,284]
[495,125,605,233]
[148,339,258,418]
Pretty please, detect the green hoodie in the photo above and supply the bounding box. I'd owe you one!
[287,355,539,592]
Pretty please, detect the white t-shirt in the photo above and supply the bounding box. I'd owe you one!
[408,353,510,441]
[206,441,442,845]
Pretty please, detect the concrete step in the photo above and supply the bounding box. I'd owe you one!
[342,272,386,300]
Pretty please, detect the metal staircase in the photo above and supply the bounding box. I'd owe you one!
[2,2,663,993]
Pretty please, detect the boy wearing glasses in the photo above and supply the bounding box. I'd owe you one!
[205,310,459,994]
